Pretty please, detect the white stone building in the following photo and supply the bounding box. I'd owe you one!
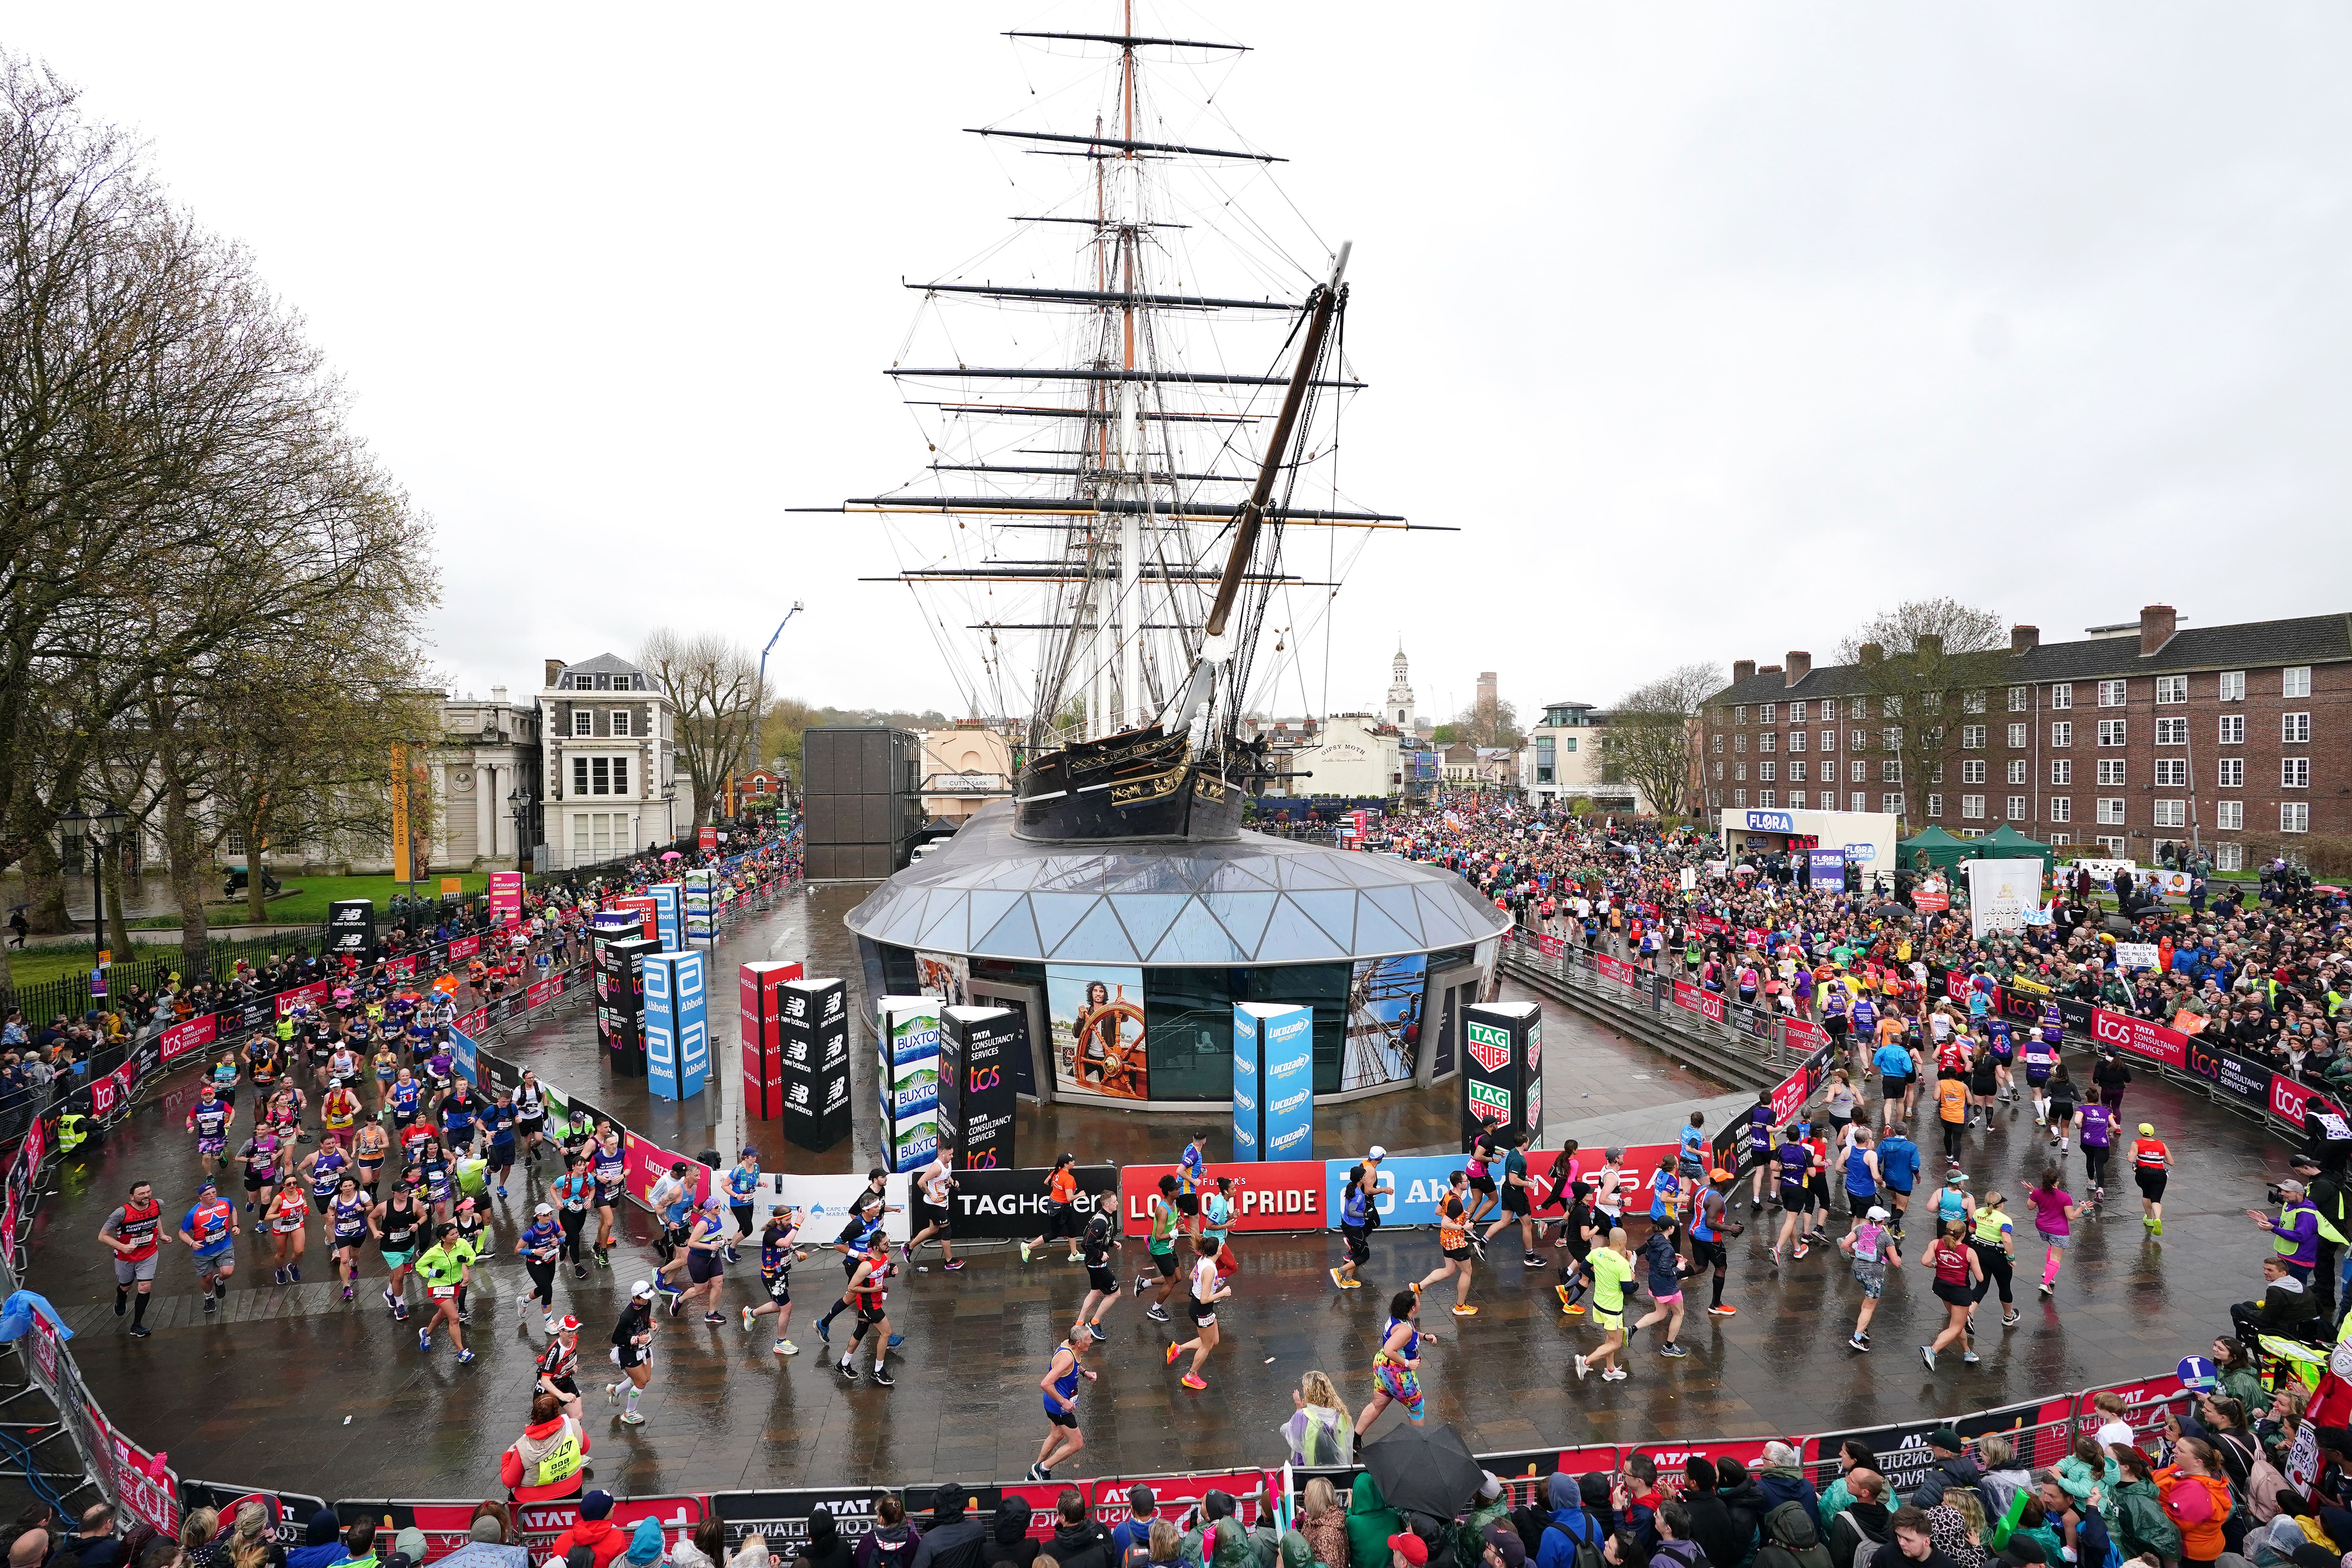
[429,690,543,870]
[1289,714,1403,799]
[538,653,694,869]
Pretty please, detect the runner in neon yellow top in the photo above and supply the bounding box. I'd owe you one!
[1575,1227,1634,1384]
[413,1224,474,1365]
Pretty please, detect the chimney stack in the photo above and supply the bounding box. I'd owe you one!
[2010,625,2040,653]
[1858,643,1884,667]
[490,684,508,706]
[1732,659,1756,685]
[1785,652,1811,686]
[544,658,564,689]
[2139,604,2177,656]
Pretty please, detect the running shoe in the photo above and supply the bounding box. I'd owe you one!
[1133,1273,1149,1297]
[419,1328,432,1352]
[1166,1343,1182,1366]
[943,1260,964,1272]
[1962,1352,1980,1364]
[703,1312,726,1325]
[521,1296,534,1319]
[1027,1463,1046,1482]
[289,1265,301,1282]
[458,1350,475,1365]
[887,1332,905,1349]
[1067,1252,1083,1263]
[1146,1305,1169,1323]
[1847,1334,1869,1352]
[1659,1345,1688,1358]
[1089,1324,1108,1343]
[839,1359,859,1382]
[619,1412,645,1425]
[545,1316,559,1333]
[1920,1345,1935,1370]
[343,1286,354,1302]
[1340,1279,1363,1289]
[2039,1280,2054,1296]
[1707,1304,1737,1316]
[204,1295,217,1315]
[742,1306,757,1333]
[394,1304,410,1322]
[1600,1367,1627,1382]
[496,1187,508,1199]
[1793,1242,1809,1260]
[114,1295,126,1318]
[459,1310,473,1325]
[129,1325,149,1339]
[273,1267,288,1286]
[2002,1311,2022,1327]
[1330,1268,1347,1289]
[1409,1281,1423,1298]
[872,1368,896,1387]
[775,1340,796,1356]
[1573,1354,1589,1381]
[574,1264,589,1279]
[1180,1374,1208,1391]
[1020,1242,1033,1263]
[1452,1304,1479,1317]
[2152,1218,2163,1235]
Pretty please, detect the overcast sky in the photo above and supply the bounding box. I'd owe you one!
[10,2,2348,723]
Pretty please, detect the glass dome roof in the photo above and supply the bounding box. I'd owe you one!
[844,801,1510,967]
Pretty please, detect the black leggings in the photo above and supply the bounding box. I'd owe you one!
[526,1257,557,1307]
[1970,1243,2014,1306]
[2084,1145,2111,1187]
[1941,1121,1965,1160]
[558,1208,587,1264]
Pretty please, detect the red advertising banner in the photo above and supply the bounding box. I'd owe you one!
[621,1132,713,1211]
[448,935,482,961]
[1118,1161,1325,1236]
[2271,1074,2344,1131]
[610,895,660,943]
[89,1061,136,1121]
[1913,888,1950,913]
[1784,1018,1828,1056]
[1091,1471,1270,1527]
[1595,954,1641,987]
[386,955,419,981]
[526,979,553,1010]
[488,870,524,924]
[2090,1008,2187,1070]
[699,827,719,854]
[160,1013,219,1067]
[1537,934,1565,959]
[105,1422,180,1536]
[275,980,331,1018]
[1671,979,1726,1025]
[1695,917,1728,935]
[457,1007,489,1036]
[510,1496,704,1557]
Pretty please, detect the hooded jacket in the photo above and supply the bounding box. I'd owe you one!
[1534,1475,1603,1568]
[797,1518,858,1568]
[1681,1489,1746,1568]
[501,1413,590,1503]
[627,1521,668,1568]
[910,1515,988,1568]
[1752,1505,1830,1568]
[1344,1476,1402,1568]
[1909,1456,1984,1511]
[1717,1472,1768,1568]
[548,1520,629,1568]
[286,1514,349,1568]
[1051,1519,1114,1568]
[1757,1471,1821,1524]
[859,1522,923,1568]
[983,1501,1038,1568]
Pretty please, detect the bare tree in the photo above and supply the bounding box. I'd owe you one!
[1832,598,2007,664]
[642,631,761,827]
[1453,694,1523,750]
[1832,600,2010,827]
[1600,662,1720,817]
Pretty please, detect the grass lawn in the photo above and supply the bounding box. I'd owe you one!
[172,872,493,927]
[2,942,209,990]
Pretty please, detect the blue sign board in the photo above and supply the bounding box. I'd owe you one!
[648,883,683,950]
[449,1027,480,1088]
[1233,1003,1315,1162]
[640,951,709,1102]
[1808,847,1847,887]
[1321,1154,1462,1230]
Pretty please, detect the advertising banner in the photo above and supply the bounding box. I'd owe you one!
[878,997,944,1172]
[180,1485,333,1548]
[1595,955,1641,988]
[509,1497,703,1556]
[763,1172,912,1242]
[779,978,851,1151]
[711,1491,881,1550]
[275,980,332,1018]
[945,1005,1022,1170]
[684,869,716,941]
[326,899,376,959]
[1233,1003,1314,1163]
[1047,964,1148,1100]
[488,870,524,925]
[2090,1008,2187,1070]
[610,895,660,944]
[1324,1153,1461,1230]
[449,1028,479,1088]
[1461,1001,1542,1151]
[641,951,710,1102]
[160,1013,218,1067]
[1966,857,2044,938]
[648,884,683,950]
[740,961,803,1121]
[945,1164,1118,1241]
[1118,1160,1326,1236]
[1807,847,1847,888]
[1809,1398,2059,1497]
[2271,1074,2345,1132]
[621,1132,712,1212]
[448,934,482,961]
[1342,952,1426,1089]
[600,934,659,1079]
[1671,979,1727,1026]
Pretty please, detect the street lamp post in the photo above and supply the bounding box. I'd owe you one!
[57,807,88,935]
[507,785,532,873]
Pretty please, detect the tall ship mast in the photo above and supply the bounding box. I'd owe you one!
[817,4,1410,844]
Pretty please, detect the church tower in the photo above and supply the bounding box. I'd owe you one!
[1386,644,1415,729]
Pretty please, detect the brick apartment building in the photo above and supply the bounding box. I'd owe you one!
[1696,605,2348,870]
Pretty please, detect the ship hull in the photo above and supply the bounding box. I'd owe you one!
[1012,745,1243,843]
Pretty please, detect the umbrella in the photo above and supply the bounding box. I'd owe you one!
[661,850,683,861]
[1360,1422,1483,1525]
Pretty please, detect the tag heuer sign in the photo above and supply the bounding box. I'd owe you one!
[1465,1021,1513,1075]
[1467,1080,1511,1122]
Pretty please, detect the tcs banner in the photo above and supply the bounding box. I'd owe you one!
[2090,1008,2186,1070]
[1119,1161,1324,1236]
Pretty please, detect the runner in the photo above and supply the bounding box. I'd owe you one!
[370,1037,400,1120]
[1072,1212,1123,1341]
[327,1175,372,1302]
[1554,1172,1601,1315]
[1842,1127,1882,1232]
[451,1195,490,1322]
[1967,1188,2021,1331]
[589,1125,627,1264]
[1414,1171,1478,1317]
[386,1067,424,1133]
[298,1130,350,1218]
[518,1202,563,1329]
[1573,1227,1634,1384]
[372,1169,425,1321]
[352,1118,391,1199]
[208,1050,240,1108]
[178,1177,240,1311]
[1482,1133,1544,1267]
[1689,1168,1739,1319]
[2132,1121,2170,1235]
[1836,1204,1898,1352]
[262,1176,308,1285]
[1332,1162,1374,1291]
[1768,1123,1812,1265]
[235,1123,288,1218]
[836,1244,897,1387]
[1631,1214,1693,1358]
[553,1153,594,1278]
[741,1202,803,1355]
[1021,1153,1084,1265]
[724,1147,763,1265]
[1918,1217,1983,1370]
[185,1085,234,1178]
[1353,1288,1431,1434]
[2023,1026,2057,1126]
[1175,1128,1209,1239]
[1162,1234,1230,1392]
[96,1180,164,1338]
[905,1149,959,1271]
[1139,1173,1185,1320]
[1464,1127,1501,1228]
[516,1069,549,1166]
[481,1087,520,1199]
[2046,1060,2079,1153]
[674,1196,731,1325]
[2028,1164,2081,1298]
[649,1161,696,1277]
[1935,1064,1970,1166]
[1877,1123,1921,1238]
[606,1280,657,1423]
[1028,1323,1097,1481]
[413,1222,475,1364]
[536,1315,585,1428]
[1202,1175,1240,1283]
[2078,1098,2116,1200]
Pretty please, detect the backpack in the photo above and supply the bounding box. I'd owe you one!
[1543,1520,1603,1568]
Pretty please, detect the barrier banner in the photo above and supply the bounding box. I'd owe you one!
[764,1171,913,1242]
[1538,934,1565,959]
[943,1164,1118,1240]
[712,1490,880,1548]
[1073,1472,1269,1526]
[181,1484,333,1547]
[1621,1437,1776,1476]
[1326,1153,1461,1230]
[160,1014,218,1067]
[449,935,482,960]
[2272,1074,2345,1132]
[449,1029,479,1088]
[510,1494,703,1554]
[901,1484,1069,1540]
[1595,955,1640,988]
[106,1422,181,1536]
[387,955,420,981]
[1119,1161,1325,1236]
[2090,1008,2186,1070]
[1672,980,1726,1026]
[1804,1398,2052,1496]
[622,1131,712,1211]
[275,980,331,1018]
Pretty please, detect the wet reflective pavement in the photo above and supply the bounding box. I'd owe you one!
[29,886,2291,1497]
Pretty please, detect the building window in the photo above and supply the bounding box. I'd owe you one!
[2009,687,2029,712]
[1850,761,1868,783]
[2097,720,2126,746]
[2155,675,2187,704]
[2284,666,2312,698]
[1758,731,1777,753]
[1733,734,1746,754]
[2216,800,2243,831]
[1757,790,1776,808]
[1862,792,1879,813]
[1563,737,1577,751]
[2154,759,2187,787]
[1882,759,1902,783]
[2152,800,2186,828]
[1881,727,1901,752]
[2050,684,2073,710]
[1712,734,1723,753]
[1712,762,1724,782]
[1961,760,1986,785]
[2096,834,2127,855]
[2005,723,2026,749]
[1820,730,1836,751]
[2219,714,2245,744]
[2219,670,2245,701]
[1788,791,1806,809]
[1929,762,1945,783]
[2282,801,2310,834]
[1733,706,1746,725]
[2097,759,2127,786]
[1884,697,1901,718]
[2283,757,2311,789]
[2048,797,2071,823]
[1850,730,1868,751]
[2285,712,2312,743]
[1732,790,1746,808]
[2050,759,2072,785]
[225,826,248,855]
[2051,722,2072,747]
[1535,767,1554,783]
[2097,680,2126,707]
[611,710,632,738]
[1961,725,1985,749]
[2214,842,2241,870]
[573,756,588,795]
[1759,703,1776,723]
[1791,701,1807,722]
[1926,793,1943,818]
[2007,759,2028,785]
[1758,762,1777,782]
[1789,761,1808,781]
[572,710,593,737]
[2154,717,2186,745]
[2006,796,2026,821]
[2218,757,2243,787]
[2097,798,2127,825]
[1963,690,1986,713]
[2051,831,2073,846]
[1734,763,1747,782]
[1961,795,1985,820]
[1788,729,1806,751]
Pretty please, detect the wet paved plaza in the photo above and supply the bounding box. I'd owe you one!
[21,886,2294,1499]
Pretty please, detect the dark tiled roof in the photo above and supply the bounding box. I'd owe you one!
[559,652,650,678]
[1708,613,2351,707]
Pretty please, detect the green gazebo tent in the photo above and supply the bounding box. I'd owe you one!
[1978,823,2056,875]
[1896,825,1971,876]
